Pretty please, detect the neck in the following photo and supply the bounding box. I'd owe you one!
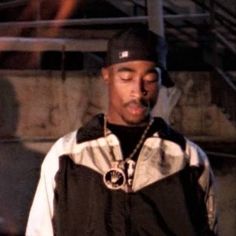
[104,115,154,161]
[105,114,151,127]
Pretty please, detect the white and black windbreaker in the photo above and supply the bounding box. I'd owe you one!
[26,114,217,236]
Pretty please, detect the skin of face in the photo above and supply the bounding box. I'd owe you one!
[102,60,161,126]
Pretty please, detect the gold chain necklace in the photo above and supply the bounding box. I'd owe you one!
[104,115,154,160]
[103,115,154,190]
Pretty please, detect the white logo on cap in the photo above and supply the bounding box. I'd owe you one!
[119,51,129,59]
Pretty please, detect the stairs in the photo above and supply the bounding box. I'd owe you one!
[191,0,236,125]
[0,0,235,124]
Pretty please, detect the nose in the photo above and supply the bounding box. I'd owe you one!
[131,79,147,98]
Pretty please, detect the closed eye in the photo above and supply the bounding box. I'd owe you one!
[118,71,133,81]
[143,71,159,83]
[118,67,134,81]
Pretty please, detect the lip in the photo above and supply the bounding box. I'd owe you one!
[126,103,146,116]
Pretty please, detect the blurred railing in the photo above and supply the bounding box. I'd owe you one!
[193,0,236,124]
[211,67,236,124]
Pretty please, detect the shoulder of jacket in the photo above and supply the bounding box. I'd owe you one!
[42,131,77,169]
[153,117,186,151]
[185,139,210,168]
[76,114,104,143]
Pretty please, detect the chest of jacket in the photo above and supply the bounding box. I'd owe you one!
[53,155,210,236]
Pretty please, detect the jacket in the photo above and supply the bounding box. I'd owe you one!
[26,114,217,236]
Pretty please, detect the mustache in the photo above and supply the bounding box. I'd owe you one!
[124,99,150,108]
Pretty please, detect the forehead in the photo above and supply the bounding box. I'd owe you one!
[110,60,157,72]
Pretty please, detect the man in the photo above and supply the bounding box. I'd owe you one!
[26,27,217,235]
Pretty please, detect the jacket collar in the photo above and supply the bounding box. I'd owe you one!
[76,113,186,151]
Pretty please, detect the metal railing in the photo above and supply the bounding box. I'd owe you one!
[190,0,236,124]
[211,67,236,123]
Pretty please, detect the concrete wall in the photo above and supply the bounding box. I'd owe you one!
[170,71,236,141]
[0,71,107,140]
[0,70,235,235]
[1,70,235,141]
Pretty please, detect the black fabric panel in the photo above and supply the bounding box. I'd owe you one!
[53,155,127,236]
[53,156,213,236]
[131,167,212,236]
[76,114,104,143]
[152,117,186,151]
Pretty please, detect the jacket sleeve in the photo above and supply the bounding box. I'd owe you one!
[200,152,218,234]
[25,138,63,236]
[186,140,218,235]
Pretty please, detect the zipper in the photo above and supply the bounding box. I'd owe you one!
[130,139,148,192]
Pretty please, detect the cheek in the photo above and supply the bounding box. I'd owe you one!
[108,83,124,107]
[147,84,159,97]
[148,86,159,105]
[110,81,128,98]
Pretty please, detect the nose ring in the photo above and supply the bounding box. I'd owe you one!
[142,90,147,96]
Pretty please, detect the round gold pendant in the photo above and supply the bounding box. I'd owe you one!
[103,167,126,190]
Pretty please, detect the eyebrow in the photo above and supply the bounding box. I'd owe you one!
[147,68,159,74]
[117,67,135,73]
[116,66,160,75]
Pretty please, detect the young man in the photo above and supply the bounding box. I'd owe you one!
[26,27,217,235]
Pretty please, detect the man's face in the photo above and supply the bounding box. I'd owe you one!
[102,60,160,126]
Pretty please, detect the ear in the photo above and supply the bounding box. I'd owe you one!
[101,67,110,83]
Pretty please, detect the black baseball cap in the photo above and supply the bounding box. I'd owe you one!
[104,26,174,87]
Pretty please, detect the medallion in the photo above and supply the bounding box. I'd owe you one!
[103,166,126,190]
[103,115,153,190]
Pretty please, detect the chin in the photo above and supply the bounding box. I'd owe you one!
[123,115,148,126]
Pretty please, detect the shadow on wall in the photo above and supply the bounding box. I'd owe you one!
[0,78,44,235]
